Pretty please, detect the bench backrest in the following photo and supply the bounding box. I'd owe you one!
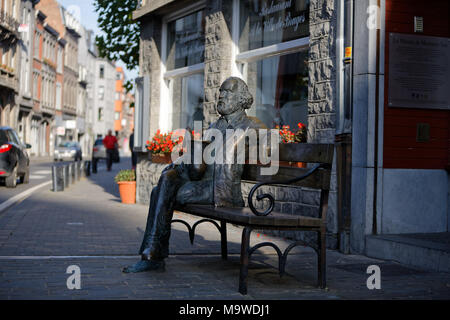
[241,143,334,219]
[242,143,334,189]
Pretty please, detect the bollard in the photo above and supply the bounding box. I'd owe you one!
[77,161,82,180]
[84,160,91,177]
[64,164,69,187]
[67,163,73,185]
[51,165,64,192]
[79,161,85,178]
[70,162,76,184]
[74,162,79,181]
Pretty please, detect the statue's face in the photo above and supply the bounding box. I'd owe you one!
[216,79,241,116]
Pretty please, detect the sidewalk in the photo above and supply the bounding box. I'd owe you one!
[0,159,449,300]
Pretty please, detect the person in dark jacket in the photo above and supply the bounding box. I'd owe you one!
[129,132,137,170]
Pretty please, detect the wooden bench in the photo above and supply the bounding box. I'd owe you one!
[172,143,334,295]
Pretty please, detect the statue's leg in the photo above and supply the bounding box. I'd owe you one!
[123,167,185,273]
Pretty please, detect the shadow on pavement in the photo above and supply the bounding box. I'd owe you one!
[86,156,134,201]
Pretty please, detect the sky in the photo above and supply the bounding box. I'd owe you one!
[57,0,138,82]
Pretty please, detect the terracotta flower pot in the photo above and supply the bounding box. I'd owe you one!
[150,153,172,164]
[117,181,136,204]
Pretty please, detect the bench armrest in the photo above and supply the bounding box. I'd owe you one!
[247,163,329,216]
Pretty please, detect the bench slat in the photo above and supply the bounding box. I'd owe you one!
[174,204,322,228]
[242,165,331,190]
[277,143,334,164]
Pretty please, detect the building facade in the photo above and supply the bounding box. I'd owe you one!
[92,57,116,139]
[133,0,450,271]
[77,25,96,159]
[16,0,37,148]
[0,0,21,129]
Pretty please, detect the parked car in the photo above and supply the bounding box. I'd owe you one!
[54,141,82,161]
[92,138,107,173]
[0,126,31,188]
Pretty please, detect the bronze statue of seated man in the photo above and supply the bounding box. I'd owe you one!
[123,77,265,273]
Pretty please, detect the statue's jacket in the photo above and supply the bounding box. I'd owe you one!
[203,112,266,208]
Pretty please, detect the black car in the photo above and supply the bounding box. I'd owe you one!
[0,127,31,188]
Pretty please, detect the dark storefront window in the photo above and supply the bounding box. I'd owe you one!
[171,73,204,131]
[246,51,308,129]
[166,10,205,70]
[239,0,309,52]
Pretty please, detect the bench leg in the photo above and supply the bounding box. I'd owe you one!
[317,228,326,288]
[220,220,227,260]
[239,227,252,295]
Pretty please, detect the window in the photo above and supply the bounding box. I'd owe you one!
[34,32,40,58]
[161,7,206,131]
[57,46,63,73]
[170,73,204,130]
[55,83,61,110]
[116,72,121,80]
[246,51,308,129]
[98,108,103,121]
[99,65,105,79]
[165,10,205,71]
[98,85,104,100]
[33,71,39,100]
[235,0,310,130]
[238,0,309,52]
[114,112,120,120]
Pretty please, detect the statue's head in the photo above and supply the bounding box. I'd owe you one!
[216,77,253,116]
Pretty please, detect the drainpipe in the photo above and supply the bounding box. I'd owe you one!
[335,0,354,254]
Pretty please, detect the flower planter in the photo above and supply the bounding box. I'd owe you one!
[150,153,173,164]
[117,181,136,204]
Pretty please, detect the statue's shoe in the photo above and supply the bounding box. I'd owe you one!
[122,260,165,273]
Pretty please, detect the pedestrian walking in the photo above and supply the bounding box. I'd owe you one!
[103,130,118,171]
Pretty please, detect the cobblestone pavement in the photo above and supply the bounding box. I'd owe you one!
[0,160,449,300]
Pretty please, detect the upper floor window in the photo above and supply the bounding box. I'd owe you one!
[99,65,105,79]
[165,9,205,71]
[235,0,310,131]
[238,0,309,52]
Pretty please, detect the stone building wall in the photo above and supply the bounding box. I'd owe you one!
[203,0,234,127]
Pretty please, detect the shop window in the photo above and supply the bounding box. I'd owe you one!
[238,0,309,52]
[161,6,206,132]
[235,0,310,130]
[246,51,308,129]
[165,9,205,71]
[170,73,204,131]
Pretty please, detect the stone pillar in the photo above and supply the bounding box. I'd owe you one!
[307,0,339,248]
[136,17,163,204]
[203,0,234,127]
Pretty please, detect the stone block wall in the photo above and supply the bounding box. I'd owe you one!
[203,0,234,127]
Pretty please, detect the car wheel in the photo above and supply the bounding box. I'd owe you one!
[20,167,30,184]
[5,165,18,188]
